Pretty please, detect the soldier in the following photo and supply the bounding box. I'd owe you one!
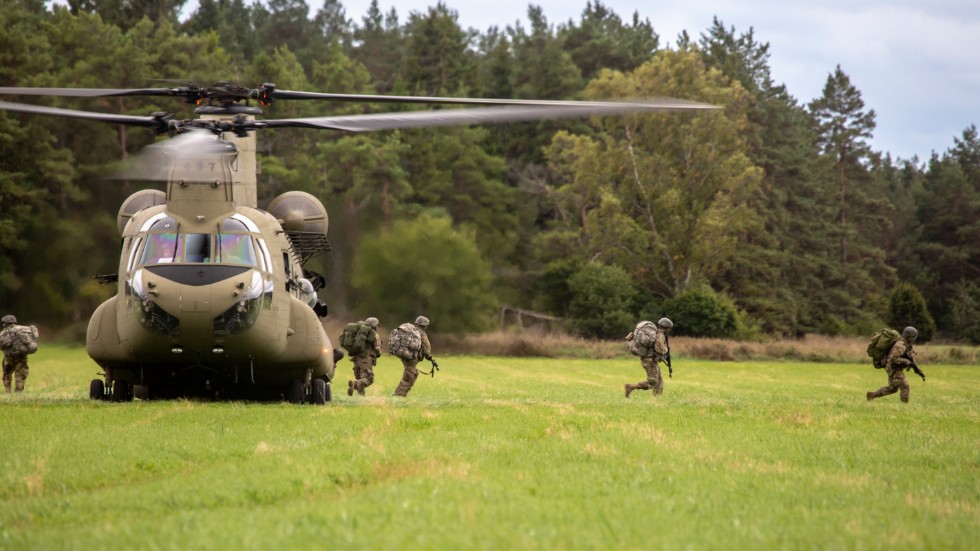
[868,326,921,403]
[625,317,672,398]
[1,315,35,393]
[347,317,382,397]
[393,316,438,397]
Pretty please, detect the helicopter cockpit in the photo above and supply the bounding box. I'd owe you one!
[131,215,267,270]
[125,212,276,338]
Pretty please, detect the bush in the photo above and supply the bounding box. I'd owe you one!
[565,263,637,339]
[887,282,936,342]
[947,281,980,344]
[665,286,739,339]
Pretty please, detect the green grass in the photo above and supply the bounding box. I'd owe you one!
[1,345,977,550]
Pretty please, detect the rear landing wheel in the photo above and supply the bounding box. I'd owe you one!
[89,379,105,400]
[112,380,132,402]
[287,379,305,404]
[312,379,328,405]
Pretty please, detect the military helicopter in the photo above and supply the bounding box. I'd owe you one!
[0,83,717,404]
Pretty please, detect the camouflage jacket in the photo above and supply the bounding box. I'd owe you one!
[884,339,914,371]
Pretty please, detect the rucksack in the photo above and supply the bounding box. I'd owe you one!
[339,322,374,355]
[868,328,901,368]
[389,323,422,360]
[627,321,658,357]
[3,325,39,356]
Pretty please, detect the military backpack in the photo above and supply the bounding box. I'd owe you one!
[389,323,422,361]
[627,321,658,357]
[2,325,39,356]
[339,322,375,355]
[867,328,901,368]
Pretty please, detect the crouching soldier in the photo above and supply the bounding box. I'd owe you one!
[625,317,672,398]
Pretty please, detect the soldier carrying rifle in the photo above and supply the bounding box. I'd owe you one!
[867,326,925,404]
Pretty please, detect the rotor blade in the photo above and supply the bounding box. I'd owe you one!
[270,90,715,109]
[0,86,177,98]
[0,100,168,129]
[253,101,719,132]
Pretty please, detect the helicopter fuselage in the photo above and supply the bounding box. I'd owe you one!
[85,108,335,401]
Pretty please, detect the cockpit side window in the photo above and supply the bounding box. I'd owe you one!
[139,233,178,265]
[216,234,258,267]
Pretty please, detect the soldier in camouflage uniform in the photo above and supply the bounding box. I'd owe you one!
[1,315,31,393]
[867,326,920,403]
[348,317,382,397]
[625,317,672,398]
[393,316,438,397]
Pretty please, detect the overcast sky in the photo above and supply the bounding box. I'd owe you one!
[333,0,980,162]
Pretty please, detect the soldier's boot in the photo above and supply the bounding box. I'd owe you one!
[357,384,366,396]
[900,392,909,403]
[866,391,875,401]
[14,381,24,393]
[3,384,9,394]
[624,384,634,398]
[347,380,355,397]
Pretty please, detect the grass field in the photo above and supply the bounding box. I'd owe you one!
[1,345,977,550]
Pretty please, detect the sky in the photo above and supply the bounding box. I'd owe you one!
[329,0,980,162]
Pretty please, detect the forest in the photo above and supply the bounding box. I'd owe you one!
[1,0,978,343]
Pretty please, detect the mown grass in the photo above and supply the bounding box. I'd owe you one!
[1,345,977,550]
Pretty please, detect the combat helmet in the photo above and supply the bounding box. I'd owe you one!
[415,316,430,327]
[657,317,673,330]
[2,315,15,326]
[364,317,379,328]
[902,326,918,341]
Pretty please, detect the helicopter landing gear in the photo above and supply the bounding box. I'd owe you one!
[312,378,331,404]
[89,379,105,400]
[112,380,132,402]
[287,379,305,404]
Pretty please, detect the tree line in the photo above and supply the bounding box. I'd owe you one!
[1,0,977,343]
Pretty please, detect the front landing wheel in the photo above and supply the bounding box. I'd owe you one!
[89,379,105,400]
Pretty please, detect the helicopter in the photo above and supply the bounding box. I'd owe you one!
[0,83,717,404]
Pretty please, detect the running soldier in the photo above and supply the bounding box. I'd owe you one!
[625,317,672,398]
[393,316,438,397]
[1,315,38,393]
[867,326,922,403]
[344,317,382,397]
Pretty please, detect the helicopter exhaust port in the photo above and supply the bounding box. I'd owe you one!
[212,347,225,354]
[171,346,184,354]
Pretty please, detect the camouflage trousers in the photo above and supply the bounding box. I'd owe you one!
[350,354,376,395]
[869,366,910,402]
[393,358,419,397]
[631,356,663,395]
[3,355,29,393]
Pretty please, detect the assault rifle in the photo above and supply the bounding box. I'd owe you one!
[419,355,440,377]
[664,332,673,378]
[905,352,926,381]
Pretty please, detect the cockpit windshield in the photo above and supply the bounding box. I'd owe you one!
[135,216,263,269]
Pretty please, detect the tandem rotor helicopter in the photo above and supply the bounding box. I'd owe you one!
[0,82,716,404]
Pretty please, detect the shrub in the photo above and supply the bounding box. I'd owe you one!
[887,282,936,342]
[665,286,739,339]
[565,263,637,339]
[947,281,980,344]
